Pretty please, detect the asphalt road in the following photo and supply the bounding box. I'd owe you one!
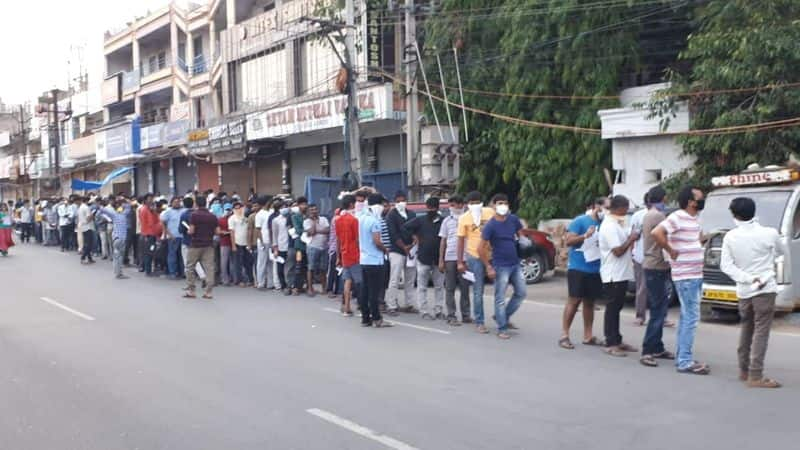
[1,244,799,450]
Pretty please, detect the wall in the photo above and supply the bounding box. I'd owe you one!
[173,157,196,194]
[376,135,403,172]
[289,145,323,196]
[220,162,252,196]
[611,135,696,207]
[256,158,282,195]
[106,52,132,76]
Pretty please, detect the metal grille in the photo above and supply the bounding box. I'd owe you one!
[703,268,735,286]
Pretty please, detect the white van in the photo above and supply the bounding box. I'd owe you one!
[700,166,800,321]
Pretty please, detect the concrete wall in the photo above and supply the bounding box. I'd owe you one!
[289,146,322,196]
[376,135,403,172]
[611,135,695,208]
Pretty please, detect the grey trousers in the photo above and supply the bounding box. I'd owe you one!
[445,261,470,319]
[112,237,125,277]
[417,262,445,316]
[386,252,417,311]
[100,229,111,258]
[220,246,232,285]
[633,261,648,320]
[186,246,215,295]
[738,293,776,380]
[256,244,273,288]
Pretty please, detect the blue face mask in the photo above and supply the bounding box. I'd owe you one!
[210,203,223,217]
[652,202,666,212]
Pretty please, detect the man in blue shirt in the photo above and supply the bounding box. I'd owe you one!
[101,197,132,279]
[178,197,195,279]
[358,194,393,328]
[559,196,610,350]
[161,197,186,279]
[479,193,525,340]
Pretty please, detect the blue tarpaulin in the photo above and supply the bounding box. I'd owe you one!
[71,167,132,191]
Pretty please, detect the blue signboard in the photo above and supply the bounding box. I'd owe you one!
[105,118,141,161]
[163,120,189,147]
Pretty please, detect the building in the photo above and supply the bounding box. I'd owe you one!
[598,83,694,207]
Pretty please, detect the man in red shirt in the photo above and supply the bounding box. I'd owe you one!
[335,195,360,316]
[138,198,163,276]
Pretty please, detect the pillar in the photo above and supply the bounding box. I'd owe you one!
[170,21,179,72]
[186,31,194,74]
[209,21,216,63]
[226,0,236,28]
[132,38,140,74]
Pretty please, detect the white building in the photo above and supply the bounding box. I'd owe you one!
[598,83,694,207]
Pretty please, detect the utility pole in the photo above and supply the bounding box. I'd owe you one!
[51,89,60,176]
[17,106,27,172]
[404,0,418,200]
[344,0,362,188]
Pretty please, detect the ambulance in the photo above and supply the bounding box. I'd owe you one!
[700,165,800,321]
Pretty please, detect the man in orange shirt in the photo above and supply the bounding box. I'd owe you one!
[138,197,163,277]
[335,195,360,317]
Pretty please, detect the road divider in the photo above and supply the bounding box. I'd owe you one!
[306,408,419,450]
[39,297,96,321]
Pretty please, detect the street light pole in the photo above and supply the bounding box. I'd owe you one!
[344,0,361,187]
[404,0,418,200]
[51,89,60,176]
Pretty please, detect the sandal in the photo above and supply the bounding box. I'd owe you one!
[653,350,675,360]
[582,337,603,346]
[664,320,676,328]
[202,294,213,300]
[476,325,490,334]
[747,378,781,388]
[604,347,628,357]
[677,362,710,375]
[640,355,658,367]
[497,332,511,340]
[618,343,639,353]
[182,292,197,299]
[558,337,575,350]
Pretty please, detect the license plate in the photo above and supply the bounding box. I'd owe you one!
[703,289,738,302]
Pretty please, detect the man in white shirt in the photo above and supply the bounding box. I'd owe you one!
[229,202,252,286]
[303,204,330,297]
[720,197,784,388]
[57,197,75,252]
[598,195,639,357]
[76,196,96,264]
[271,205,291,292]
[253,197,273,290]
[630,193,649,326]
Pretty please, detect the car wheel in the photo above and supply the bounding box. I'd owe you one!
[521,254,545,285]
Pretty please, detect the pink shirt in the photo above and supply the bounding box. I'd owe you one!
[660,210,704,281]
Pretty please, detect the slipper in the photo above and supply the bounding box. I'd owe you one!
[558,337,575,350]
[582,337,603,346]
[182,292,197,299]
[202,294,213,300]
[747,378,781,388]
[677,362,710,375]
[653,350,675,360]
[664,320,676,328]
[618,343,639,353]
[604,347,628,357]
[640,355,658,367]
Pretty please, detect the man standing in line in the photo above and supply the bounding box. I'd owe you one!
[325,206,341,299]
[720,197,784,388]
[639,186,676,367]
[336,195,360,316]
[289,197,309,295]
[184,196,219,299]
[479,194,526,340]
[161,197,186,279]
[559,197,607,349]
[246,200,263,288]
[598,195,640,357]
[68,195,79,251]
[76,196,97,265]
[384,190,417,315]
[102,197,131,279]
[57,197,74,252]
[304,204,330,297]
[267,199,282,291]
[124,197,139,267]
[405,197,445,320]
[652,186,710,375]
[358,193,393,328]
[439,195,470,326]
[630,193,649,326]
[138,196,163,277]
[17,200,34,243]
[457,191,495,333]
[254,197,273,291]
[229,202,252,287]
[179,197,195,277]
[272,203,291,293]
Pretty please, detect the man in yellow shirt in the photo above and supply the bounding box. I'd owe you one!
[456,191,495,334]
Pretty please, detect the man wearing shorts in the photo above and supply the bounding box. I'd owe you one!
[559,196,609,349]
[303,204,330,296]
[336,195,360,316]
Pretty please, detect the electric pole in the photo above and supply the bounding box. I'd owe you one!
[344,0,362,188]
[404,0,418,200]
[51,89,60,176]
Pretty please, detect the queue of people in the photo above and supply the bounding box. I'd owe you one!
[4,184,785,386]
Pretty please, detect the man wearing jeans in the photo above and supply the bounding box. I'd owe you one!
[479,194,525,340]
[653,185,710,375]
[720,197,784,388]
[405,197,445,320]
[457,191,495,333]
[102,198,131,279]
[358,194,393,328]
[160,197,185,279]
[639,186,675,367]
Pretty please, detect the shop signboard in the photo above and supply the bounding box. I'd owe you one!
[188,128,210,154]
[247,84,392,141]
[140,122,165,150]
[209,118,245,151]
[102,119,142,162]
[163,120,190,147]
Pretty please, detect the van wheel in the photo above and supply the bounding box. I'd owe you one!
[700,302,714,322]
[521,254,546,285]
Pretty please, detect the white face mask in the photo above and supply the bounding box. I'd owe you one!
[370,204,384,217]
[597,209,607,221]
[355,201,365,212]
[495,204,510,216]
[291,206,300,214]
[396,201,407,212]
[449,207,464,217]
[468,203,483,214]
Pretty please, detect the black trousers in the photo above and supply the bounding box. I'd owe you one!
[603,281,628,347]
[60,224,74,251]
[20,223,33,242]
[360,265,384,324]
[276,250,288,289]
[124,231,137,265]
[81,230,95,261]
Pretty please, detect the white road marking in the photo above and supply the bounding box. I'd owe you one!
[39,297,96,321]
[306,408,419,450]
[322,308,451,335]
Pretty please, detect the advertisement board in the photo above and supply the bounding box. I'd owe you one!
[102,74,121,106]
[102,120,141,162]
[140,122,165,150]
[163,120,190,147]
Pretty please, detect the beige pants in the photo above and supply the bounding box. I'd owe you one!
[185,246,216,295]
[738,293,776,380]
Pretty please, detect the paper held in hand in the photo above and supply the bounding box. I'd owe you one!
[579,233,601,262]
[462,271,476,283]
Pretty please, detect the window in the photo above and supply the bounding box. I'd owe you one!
[158,51,166,69]
[149,55,157,74]
[615,169,627,184]
[793,200,800,239]
[644,169,662,184]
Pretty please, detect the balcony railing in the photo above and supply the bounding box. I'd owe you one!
[140,56,172,78]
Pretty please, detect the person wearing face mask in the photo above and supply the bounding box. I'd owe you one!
[478,193,525,340]
[354,190,368,216]
[384,190,418,316]
[559,197,609,350]
[598,195,641,357]
[404,197,445,320]
[456,191,496,333]
[271,202,291,293]
[652,185,710,375]
[357,193,393,328]
[639,185,677,367]
[720,197,784,388]
[439,195,470,326]
[290,197,309,295]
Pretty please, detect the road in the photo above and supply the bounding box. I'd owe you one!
[1,244,798,450]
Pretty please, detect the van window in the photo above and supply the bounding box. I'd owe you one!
[700,191,792,234]
[793,202,800,239]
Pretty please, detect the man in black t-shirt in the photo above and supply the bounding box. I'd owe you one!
[404,197,444,320]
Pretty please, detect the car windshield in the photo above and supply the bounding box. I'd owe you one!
[700,190,792,233]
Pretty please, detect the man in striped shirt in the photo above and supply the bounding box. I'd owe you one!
[652,186,710,375]
[102,197,132,279]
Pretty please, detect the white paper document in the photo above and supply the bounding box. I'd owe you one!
[579,233,601,262]
[462,271,477,283]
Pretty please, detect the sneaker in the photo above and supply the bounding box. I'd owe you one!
[476,324,490,334]
[462,317,474,324]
